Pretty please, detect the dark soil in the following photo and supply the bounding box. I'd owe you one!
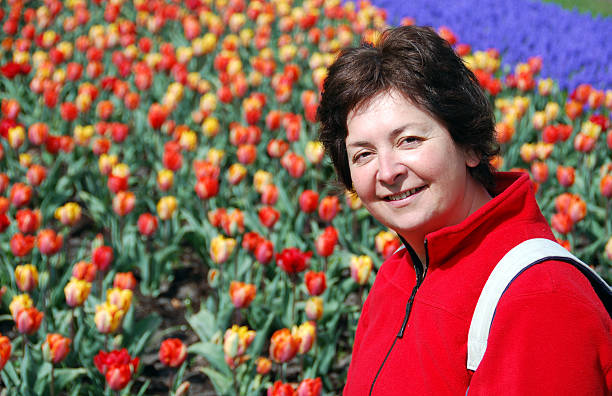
[133,261,216,395]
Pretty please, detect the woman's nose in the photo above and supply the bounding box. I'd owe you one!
[376,152,405,185]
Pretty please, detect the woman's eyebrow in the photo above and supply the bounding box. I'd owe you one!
[346,122,425,149]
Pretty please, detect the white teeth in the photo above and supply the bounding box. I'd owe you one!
[387,187,421,201]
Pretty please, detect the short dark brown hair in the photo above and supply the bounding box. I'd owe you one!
[317,25,499,191]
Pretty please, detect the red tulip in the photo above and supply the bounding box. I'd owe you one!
[148,103,167,129]
[9,183,32,207]
[10,233,36,257]
[159,338,187,368]
[601,175,612,198]
[304,271,326,296]
[15,209,41,234]
[26,164,47,186]
[551,212,573,235]
[93,245,113,272]
[163,149,183,172]
[0,334,11,371]
[281,152,306,178]
[315,226,338,257]
[0,213,9,233]
[318,196,340,222]
[255,240,274,264]
[0,173,8,193]
[268,381,297,396]
[259,206,280,228]
[94,349,139,391]
[299,190,319,213]
[195,176,219,199]
[276,247,312,274]
[297,378,322,396]
[137,213,158,237]
[60,102,78,122]
[242,232,263,252]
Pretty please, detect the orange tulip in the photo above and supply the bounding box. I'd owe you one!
[269,328,300,363]
[42,334,71,364]
[16,307,44,334]
[37,229,63,256]
[0,334,11,371]
[229,281,256,309]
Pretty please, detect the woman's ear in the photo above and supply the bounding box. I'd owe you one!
[464,149,481,168]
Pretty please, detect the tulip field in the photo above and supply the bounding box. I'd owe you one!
[0,0,610,395]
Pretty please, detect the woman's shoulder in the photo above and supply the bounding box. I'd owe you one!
[500,259,610,326]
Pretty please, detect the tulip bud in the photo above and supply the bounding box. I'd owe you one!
[229,281,256,309]
[15,264,38,292]
[94,302,125,334]
[253,357,271,375]
[15,307,44,334]
[318,196,340,222]
[292,321,316,354]
[350,255,373,285]
[297,378,323,396]
[159,338,187,368]
[113,272,137,290]
[269,328,300,363]
[42,333,71,364]
[54,202,82,226]
[93,245,113,272]
[137,213,158,237]
[304,271,326,296]
[210,235,237,264]
[157,196,178,220]
[299,190,319,213]
[64,278,92,307]
[106,288,133,312]
[72,261,96,282]
[157,169,174,191]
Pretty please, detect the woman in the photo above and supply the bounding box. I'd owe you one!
[318,26,611,395]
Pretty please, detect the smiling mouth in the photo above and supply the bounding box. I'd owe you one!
[384,186,427,201]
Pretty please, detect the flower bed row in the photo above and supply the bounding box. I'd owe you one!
[0,0,610,394]
[368,0,612,91]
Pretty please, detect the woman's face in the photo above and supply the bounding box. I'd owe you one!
[345,91,484,245]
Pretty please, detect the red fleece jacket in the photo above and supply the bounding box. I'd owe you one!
[344,172,612,395]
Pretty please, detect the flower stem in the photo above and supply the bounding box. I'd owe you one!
[50,364,55,396]
[291,281,296,325]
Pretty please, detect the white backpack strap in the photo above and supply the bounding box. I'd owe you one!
[466,238,609,371]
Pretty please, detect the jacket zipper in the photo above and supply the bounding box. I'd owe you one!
[398,238,429,338]
[369,238,430,395]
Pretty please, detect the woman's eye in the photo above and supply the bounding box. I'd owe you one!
[354,152,371,162]
[399,136,419,146]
